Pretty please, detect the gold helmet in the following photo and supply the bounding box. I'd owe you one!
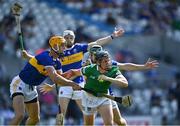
[49,36,65,52]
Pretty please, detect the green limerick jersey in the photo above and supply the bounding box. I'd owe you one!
[81,64,121,95]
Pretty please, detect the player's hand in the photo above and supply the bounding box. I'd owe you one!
[145,58,159,69]
[39,83,54,94]
[62,69,81,80]
[61,70,73,79]
[46,66,56,75]
[122,95,132,107]
[21,50,29,59]
[11,3,22,16]
[98,75,108,82]
[112,27,125,38]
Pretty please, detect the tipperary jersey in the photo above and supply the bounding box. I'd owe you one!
[110,60,118,95]
[19,51,62,86]
[112,60,118,66]
[60,43,88,84]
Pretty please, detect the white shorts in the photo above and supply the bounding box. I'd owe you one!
[112,100,118,109]
[82,91,111,115]
[10,75,38,102]
[58,82,84,100]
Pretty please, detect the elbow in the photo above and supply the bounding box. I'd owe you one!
[124,82,128,88]
[121,81,128,88]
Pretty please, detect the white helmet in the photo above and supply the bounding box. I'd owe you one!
[63,30,75,38]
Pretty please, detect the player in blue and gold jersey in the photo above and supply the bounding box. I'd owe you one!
[9,36,81,125]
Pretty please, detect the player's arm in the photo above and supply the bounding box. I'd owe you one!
[21,50,34,60]
[117,58,159,71]
[39,69,80,94]
[98,74,128,88]
[88,28,124,49]
[45,66,81,90]
[60,69,81,80]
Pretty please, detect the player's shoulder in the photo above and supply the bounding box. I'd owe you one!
[36,50,49,57]
[111,65,119,71]
[74,43,88,47]
[35,51,51,61]
[85,64,96,69]
[109,66,121,76]
[90,64,96,68]
[112,60,118,65]
[64,43,82,51]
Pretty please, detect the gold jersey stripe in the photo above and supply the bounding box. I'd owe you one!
[29,57,48,76]
[60,52,83,65]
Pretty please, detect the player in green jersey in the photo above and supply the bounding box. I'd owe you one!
[82,45,159,125]
[80,50,128,125]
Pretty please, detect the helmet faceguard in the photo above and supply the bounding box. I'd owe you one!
[89,45,103,63]
[95,50,112,71]
[90,45,103,54]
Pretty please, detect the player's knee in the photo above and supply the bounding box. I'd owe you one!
[30,115,40,124]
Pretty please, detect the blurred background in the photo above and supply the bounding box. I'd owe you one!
[0,0,180,125]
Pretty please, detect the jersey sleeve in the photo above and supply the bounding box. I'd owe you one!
[115,70,122,77]
[35,52,54,67]
[112,67,122,78]
[76,43,88,53]
[108,87,114,96]
[112,60,118,66]
[81,64,94,76]
[55,60,62,71]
